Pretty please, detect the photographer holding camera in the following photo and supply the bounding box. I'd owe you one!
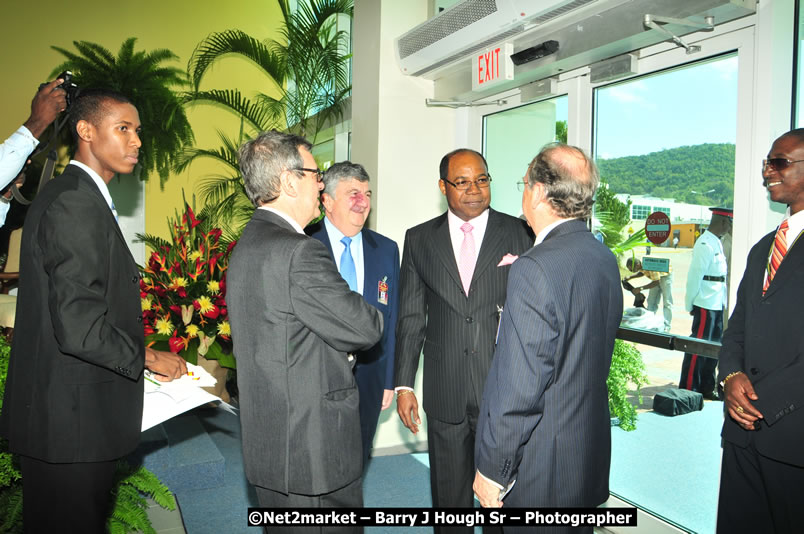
[0,78,67,227]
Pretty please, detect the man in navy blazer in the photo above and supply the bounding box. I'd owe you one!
[308,161,400,466]
[473,144,622,531]
[716,129,804,533]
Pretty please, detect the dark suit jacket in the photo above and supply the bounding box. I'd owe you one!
[307,220,400,390]
[227,209,383,495]
[475,220,622,507]
[719,227,804,467]
[0,164,145,463]
[394,208,533,423]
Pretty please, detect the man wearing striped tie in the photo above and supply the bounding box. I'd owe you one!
[716,129,804,533]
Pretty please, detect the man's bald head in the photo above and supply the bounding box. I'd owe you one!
[526,143,599,220]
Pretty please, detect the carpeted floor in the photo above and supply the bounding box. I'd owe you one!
[169,402,723,534]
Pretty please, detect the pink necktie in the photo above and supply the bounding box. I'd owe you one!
[459,222,475,296]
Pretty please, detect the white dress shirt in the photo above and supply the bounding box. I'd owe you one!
[258,206,304,234]
[447,208,489,268]
[685,230,728,312]
[0,126,40,227]
[69,160,116,217]
[534,218,573,246]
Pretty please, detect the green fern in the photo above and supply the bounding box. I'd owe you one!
[0,483,23,534]
[50,37,194,188]
[1,334,176,533]
[107,461,176,534]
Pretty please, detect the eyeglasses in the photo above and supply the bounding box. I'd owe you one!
[516,180,529,192]
[293,167,324,182]
[442,175,492,190]
[762,158,804,172]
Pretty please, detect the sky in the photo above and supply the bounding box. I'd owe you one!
[594,54,739,160]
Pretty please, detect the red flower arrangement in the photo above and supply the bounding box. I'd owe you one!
[137,201,236,368]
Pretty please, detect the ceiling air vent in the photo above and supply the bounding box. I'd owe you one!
[395,0,600,77]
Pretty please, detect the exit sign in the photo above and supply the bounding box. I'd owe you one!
[473,43,514,91]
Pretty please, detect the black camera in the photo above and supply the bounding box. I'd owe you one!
[39,70,80,110]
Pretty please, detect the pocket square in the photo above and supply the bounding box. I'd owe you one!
[497,253,519,267]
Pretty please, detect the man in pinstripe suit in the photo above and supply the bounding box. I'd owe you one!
[473,144,622,532]
[395,148,532,532]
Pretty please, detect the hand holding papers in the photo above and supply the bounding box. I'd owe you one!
[142,361,235,431]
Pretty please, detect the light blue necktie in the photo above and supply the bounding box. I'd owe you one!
[339,236,357,291]
[111,201,119,222]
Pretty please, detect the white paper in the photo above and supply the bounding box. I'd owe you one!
[141,362,236,431]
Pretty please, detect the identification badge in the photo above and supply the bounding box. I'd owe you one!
[378,277,389,305]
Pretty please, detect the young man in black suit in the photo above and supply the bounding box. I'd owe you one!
[0,89,185,534]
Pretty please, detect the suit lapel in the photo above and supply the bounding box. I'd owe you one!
[73,167,135,265]
[362,230,380,305]
[764,233,804,298]
[431,213,464,292]
[313,222,336,261]
[472,209,509,285]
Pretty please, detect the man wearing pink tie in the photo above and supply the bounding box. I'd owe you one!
[717,129,804,533]
[394,148,532,533]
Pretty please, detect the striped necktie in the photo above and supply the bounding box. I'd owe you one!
[763,219,789,295]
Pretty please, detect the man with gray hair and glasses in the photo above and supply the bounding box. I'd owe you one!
[473,144,622,528]
[227,131,382,529]
[307,161,400,469]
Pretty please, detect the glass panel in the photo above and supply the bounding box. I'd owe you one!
[593,54,738,533]
[482,96,568,217]
[798,0,804,126]
[312,139,335,170]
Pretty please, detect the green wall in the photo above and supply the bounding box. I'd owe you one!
[0,0,283,240]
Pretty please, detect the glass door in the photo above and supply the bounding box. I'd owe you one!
[483,96,569,217]
[473,22,756,534]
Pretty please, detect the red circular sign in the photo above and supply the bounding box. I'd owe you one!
[645,211,671,245]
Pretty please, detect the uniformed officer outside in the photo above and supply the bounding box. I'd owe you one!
[679,207,733,399]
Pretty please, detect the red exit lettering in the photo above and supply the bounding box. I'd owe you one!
[477,47,502,86]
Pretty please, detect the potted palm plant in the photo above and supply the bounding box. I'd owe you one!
[49,37,194,187]
[179,0,353,231]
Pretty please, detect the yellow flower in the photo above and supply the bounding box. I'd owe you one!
[188,250,203,262]
[207,280,220,293]
[217,321,231,336]
[196,295,215,315]
[171,277,188,288]
[185,324,200,338]
[155,316,174,336]
[141,298,152,311]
